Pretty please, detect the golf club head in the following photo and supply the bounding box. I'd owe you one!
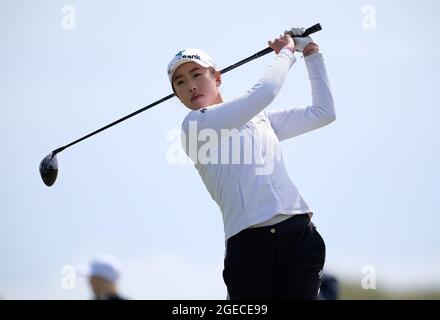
[39,152,58,187]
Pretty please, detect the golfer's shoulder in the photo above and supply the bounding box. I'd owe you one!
[181,108,208,130]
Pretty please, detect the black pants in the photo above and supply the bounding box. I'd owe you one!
[223,214,326,300]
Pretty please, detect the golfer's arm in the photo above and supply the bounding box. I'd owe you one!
[182,48,296,134]
[265,52,336,141]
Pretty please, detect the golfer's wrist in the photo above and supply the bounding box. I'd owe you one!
[283,45,295,54]
[303,43,319,56]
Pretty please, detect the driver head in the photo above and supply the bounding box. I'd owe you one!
[39,153,58,186]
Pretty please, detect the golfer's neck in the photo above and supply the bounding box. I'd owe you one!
[214,93,224,105]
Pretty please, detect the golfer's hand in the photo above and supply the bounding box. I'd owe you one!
[284,27,318,54]
[268,34,295,55]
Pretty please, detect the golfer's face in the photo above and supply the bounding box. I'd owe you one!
[173,62,220,110]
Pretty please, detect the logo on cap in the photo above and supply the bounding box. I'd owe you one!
[168,49,203,75]
[176,50,185,57]
[175,49,201,61]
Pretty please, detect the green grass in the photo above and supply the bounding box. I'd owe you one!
[340,281,440,300]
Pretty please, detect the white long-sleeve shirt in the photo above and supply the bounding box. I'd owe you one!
[181,48,336,240]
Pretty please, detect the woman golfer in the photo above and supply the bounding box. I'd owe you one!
[167,27,335,299]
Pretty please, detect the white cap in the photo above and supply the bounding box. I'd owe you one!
[76,254,121,283]
[167,48,216,84]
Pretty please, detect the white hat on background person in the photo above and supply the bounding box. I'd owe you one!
[76,254,122,284]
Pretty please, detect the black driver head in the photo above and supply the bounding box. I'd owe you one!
[39,153,58,187]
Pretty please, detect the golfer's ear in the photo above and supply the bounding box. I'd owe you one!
[215,71,222,87]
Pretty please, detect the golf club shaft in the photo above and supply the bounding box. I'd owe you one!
[220,23,322,74]
[51,23,322,156]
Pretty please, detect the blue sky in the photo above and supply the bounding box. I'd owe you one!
[1,0,439,299]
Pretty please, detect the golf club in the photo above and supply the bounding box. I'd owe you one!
[40,23,322,187]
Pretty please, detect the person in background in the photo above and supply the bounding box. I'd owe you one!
[77,254,125,300]
[318,273,339,300]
